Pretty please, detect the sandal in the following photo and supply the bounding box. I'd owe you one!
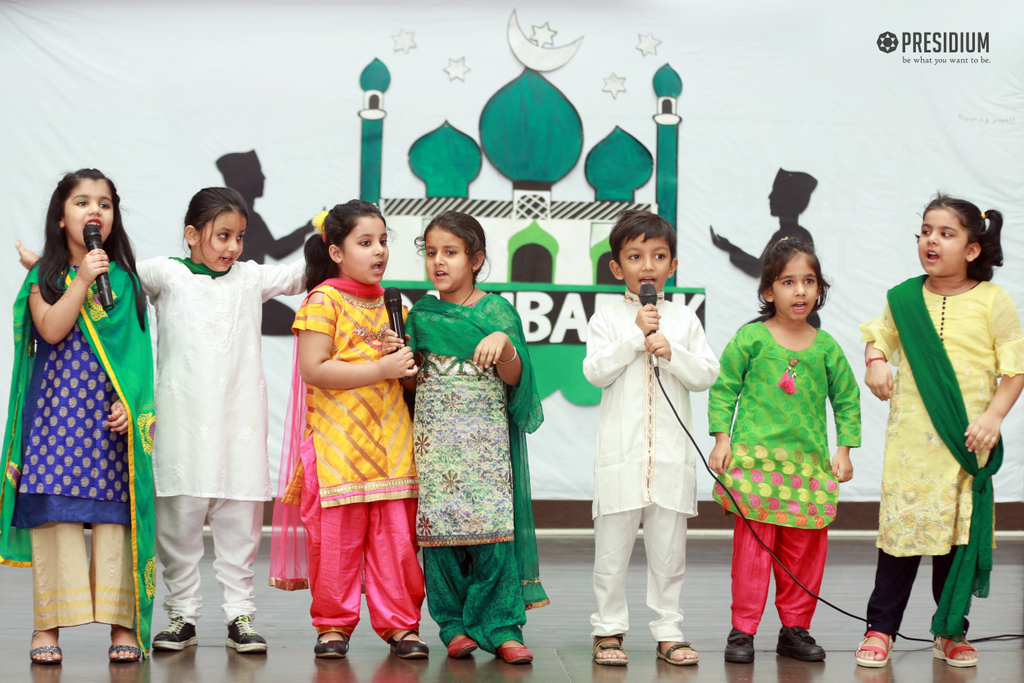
[933,635,978,668]
[108,645,142,663]
[446,635,478,659]
[30,630,62,665]
[656,641,699,666]
[592,634,628,666]
[314,632,350,659]
[855,631,892,668]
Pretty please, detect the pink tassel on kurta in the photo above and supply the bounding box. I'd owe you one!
[778,358,799,395]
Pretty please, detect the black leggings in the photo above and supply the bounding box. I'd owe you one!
[864,547,967,639]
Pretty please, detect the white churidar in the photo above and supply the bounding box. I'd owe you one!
[155,495,263,624]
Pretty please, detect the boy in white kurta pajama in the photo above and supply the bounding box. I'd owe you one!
[583,210,719,665]
[139,256,304,648]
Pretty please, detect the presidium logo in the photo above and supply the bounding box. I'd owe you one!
[877,32,899,53]
[876,30,991,63]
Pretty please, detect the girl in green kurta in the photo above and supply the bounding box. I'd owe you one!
[404,211,547,665]
[855,195,1024,669]
[0,170,156,663]
[708,238,860,664]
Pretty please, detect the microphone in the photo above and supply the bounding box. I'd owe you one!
[638,283,659,371]
[82,224,115,311]
[383,287,405,349]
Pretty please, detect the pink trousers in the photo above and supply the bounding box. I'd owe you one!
[300,468,423,640]
[730,516,827,635]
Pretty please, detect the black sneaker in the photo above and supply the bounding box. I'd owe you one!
[226,616,267,654]
[776,626,825,661]
[724,627,754,663]
[152,617,198,651]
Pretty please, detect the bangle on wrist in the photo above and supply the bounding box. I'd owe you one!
[866,356,886,367]
[497,346,518,365]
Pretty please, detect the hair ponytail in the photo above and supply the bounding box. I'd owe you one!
[924,194,1003,281]
[303,199,385,292]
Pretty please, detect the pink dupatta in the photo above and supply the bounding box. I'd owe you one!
[268,278,384,590]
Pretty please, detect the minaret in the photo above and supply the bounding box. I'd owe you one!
[652,64,682,229]
[359,58,390,204]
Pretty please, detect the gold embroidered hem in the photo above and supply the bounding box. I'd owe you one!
[319,481,418,508]
[268,577,309,591]
[418,532,515,548]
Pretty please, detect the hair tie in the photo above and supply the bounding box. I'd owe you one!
[980,211,987,220]
[312,210,329,243]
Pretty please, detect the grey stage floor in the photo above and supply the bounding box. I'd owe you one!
[0,533,1021,682]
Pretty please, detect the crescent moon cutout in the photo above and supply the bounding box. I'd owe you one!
[507,11,583,72]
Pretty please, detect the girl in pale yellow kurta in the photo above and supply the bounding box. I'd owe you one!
[856,195,1024,669]
[861,284,1024,556]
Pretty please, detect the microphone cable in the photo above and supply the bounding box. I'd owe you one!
[650,364,1023,645]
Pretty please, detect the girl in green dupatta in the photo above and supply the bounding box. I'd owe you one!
[404,212,548,665]
[856,195,1024,669]
[0,170,156,664]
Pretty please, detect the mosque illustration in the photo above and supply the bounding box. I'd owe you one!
[360,18,704,406]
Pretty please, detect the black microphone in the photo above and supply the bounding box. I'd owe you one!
[638,283,659,371]
[384,287,405,349]
[82,224,115,311]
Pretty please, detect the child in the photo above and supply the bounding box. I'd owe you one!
[708,237,860,663]
[854,195,1023,669]
[275,200,427,659]
[141,187,304,652]
[584,210,720,666]
[0,169,156,663]
[404,211,548,665]
[18,187,307,653]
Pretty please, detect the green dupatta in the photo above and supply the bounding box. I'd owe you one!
[0,264,157,654]
[887,275,1000,637]
[406,294,549,609]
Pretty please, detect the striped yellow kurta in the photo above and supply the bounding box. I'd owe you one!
[292,288,416,507]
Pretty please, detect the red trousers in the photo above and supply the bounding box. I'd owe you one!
[730,516,827,635]
[301,494,424,640]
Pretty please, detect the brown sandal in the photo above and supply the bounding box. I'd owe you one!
[656,641,699,666]
[593,634,628,666]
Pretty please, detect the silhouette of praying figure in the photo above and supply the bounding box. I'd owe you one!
[710,168,820,327]
[216,151,314,335]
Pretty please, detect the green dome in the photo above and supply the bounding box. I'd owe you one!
[653,63,682,97]
[409,122,482,198]
[479,70,582,185]
[360,58,390,92]
[585,127,652,201]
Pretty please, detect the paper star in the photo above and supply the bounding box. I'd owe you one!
[445,57,470,81]
[531,22,557,47]
[602,73,627,99]
[636,32,661,57]
[393,29,416,54]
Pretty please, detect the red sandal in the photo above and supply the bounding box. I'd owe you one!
[933,635,977,668]
[446,635,478,659]
[496,643,533,664]
[854,631,892,668]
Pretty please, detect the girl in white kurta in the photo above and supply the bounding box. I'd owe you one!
[583,211,720,666]
[140,189,305,652]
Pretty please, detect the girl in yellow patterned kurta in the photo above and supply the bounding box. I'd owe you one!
[285,200,427,660]
[855,195,1024,669]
